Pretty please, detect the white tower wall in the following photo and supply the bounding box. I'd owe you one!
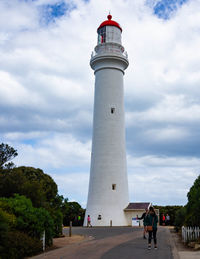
[84,16,129,226]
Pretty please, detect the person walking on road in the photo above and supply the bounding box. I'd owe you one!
[146,206,158,250]
[138,208,148,239]
[87,215,92,227]
[162,213,166,226]
[166,214,170,226]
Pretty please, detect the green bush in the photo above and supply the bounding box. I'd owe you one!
[50,209,63,237]
[1,230,42,259]
[0,207,16,255]
[0,194,54,245]
[62,201,85,226]
[0,166,64,237]
[0,166,58,208]
[174,206,186,231]
[154,205,183,226]
[185,175,200,227]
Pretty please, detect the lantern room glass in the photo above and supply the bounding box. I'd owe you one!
[97,26,121,45]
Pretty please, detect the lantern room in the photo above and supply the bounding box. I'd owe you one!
[97,14,122,45]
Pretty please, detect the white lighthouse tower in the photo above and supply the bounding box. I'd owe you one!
[84,14,129,226]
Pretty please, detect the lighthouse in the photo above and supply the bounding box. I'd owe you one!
[84,14,129,226]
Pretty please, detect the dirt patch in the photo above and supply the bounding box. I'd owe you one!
[53,235,85,248]
[170,228,193,252]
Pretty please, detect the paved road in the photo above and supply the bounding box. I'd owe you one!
[33,227,174,259]
[63,226,142,240]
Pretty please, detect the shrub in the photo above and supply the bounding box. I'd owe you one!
[0,166,58,208]
[174,206,186,231]
[1,231,42,259]
[185,175,200,227]
[50,209,63,237]
[0,194,54,245]
[0,207,16,255]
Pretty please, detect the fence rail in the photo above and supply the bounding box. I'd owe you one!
[182,226,200,242]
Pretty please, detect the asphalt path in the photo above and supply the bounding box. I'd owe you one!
[63,226,174,259]
[33,227,174,259]
[63,226,142,240]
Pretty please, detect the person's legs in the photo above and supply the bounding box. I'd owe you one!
[153,229,157,248]
[148,231,153,249]
[143,226,146,239]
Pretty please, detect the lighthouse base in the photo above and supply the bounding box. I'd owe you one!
[83,207,129,227]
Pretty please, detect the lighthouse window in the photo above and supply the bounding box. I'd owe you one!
[98,27,106,44]
[112,184,116,190]
[111,107,115,114]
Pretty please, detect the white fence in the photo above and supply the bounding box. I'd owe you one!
[182,226,200,243]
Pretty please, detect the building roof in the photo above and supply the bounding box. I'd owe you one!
[98,14,122,32]
[124,202,151,210]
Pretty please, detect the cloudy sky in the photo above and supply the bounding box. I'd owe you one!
[1,0,200,207]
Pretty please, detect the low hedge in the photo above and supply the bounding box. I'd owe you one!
[1,230,42,259]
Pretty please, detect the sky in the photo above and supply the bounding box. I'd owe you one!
[1,0,200,207]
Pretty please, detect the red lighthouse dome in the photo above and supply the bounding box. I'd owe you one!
[98,14,122,32]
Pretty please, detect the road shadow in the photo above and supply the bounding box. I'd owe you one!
[101,228,173,259]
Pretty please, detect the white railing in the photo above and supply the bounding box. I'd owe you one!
[182,226,200,243]
[91,43,128,59]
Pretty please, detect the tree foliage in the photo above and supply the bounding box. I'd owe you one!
[0,194,54,245]
[173,174,200,229]
[0,166,58,208]
[62,200,85,226]
[0,143,18,169]
[174,206,186,230]
[0,207,16,254]
[185,175,200,226]
[0,166,64,237]
[1,230,42,259]
[154,205,183,225]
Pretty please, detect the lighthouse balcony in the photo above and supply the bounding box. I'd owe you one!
[91,42,128,60]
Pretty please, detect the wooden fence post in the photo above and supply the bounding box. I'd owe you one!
[69,221,72,237]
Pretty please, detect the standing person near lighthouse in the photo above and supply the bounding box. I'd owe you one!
[138,208,148,239]
[146,207,158,250]
[84,14,129,226]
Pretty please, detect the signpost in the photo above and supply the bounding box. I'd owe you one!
[132,218,140,227]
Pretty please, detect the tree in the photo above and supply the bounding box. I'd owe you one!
[0,194,54,245]
[62,200,85,226]
[0,143,18,169]
[0,207,16,254]
[0,197,45,258]
[174,206,186,230]
[0,166,58,208]
[185,175,200,226]
[154,205,183,225]
[0,166,64,237]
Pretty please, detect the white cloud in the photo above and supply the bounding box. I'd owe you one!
[52,172,89,207]
[126,94,200,143]
[0,71,43,107]
[127,154,200,205]
[0,0,38,32]
[12,133,91,169]
[127,154,200,168]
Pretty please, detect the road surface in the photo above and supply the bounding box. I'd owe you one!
[32,226,174,259]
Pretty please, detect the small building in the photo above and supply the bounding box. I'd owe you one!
[124,202,159,226]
